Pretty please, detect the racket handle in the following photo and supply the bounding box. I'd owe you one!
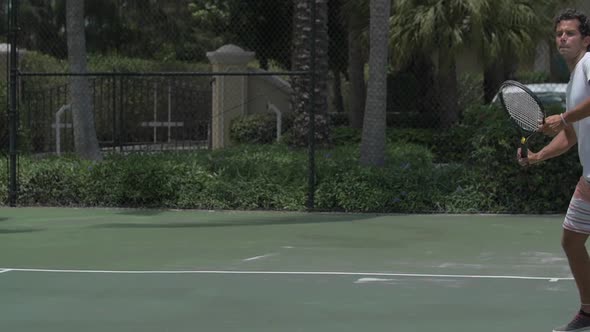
[520,145,528,159]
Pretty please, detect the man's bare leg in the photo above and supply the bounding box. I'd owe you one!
[562,228,590,311]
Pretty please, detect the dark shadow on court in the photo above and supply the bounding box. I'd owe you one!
[0,228,44,234]
[92,214,381,229]
[115,209,166,217]
[0,218,11,222]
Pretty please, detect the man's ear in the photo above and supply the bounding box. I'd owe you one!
[584,35,590,49]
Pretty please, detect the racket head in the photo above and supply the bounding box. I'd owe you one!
[498,80,546,134]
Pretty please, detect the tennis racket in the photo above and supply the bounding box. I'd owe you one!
[498,80,546,159]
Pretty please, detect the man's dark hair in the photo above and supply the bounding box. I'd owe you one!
[555,8,590,37]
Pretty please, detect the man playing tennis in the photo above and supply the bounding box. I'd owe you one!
[520,8,590,332]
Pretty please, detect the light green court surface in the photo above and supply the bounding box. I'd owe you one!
[0,208,579,331]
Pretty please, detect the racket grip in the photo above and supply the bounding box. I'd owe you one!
[520,145,528,159]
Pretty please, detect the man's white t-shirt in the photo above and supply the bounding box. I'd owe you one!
[566,52,590,181]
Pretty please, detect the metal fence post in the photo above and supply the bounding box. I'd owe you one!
[307,0,318,210]
[8,0,20,206]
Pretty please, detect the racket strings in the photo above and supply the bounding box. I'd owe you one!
[501,89,544,132]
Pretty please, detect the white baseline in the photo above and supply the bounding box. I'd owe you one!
[0,268,574,282]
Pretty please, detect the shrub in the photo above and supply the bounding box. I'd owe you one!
[0,127,582,213]
[17,156,89,206]
[0,157,7,204]
[230,113,278,144]
[459,103,580,213]
[314,143,461,212]
[331,127,361,145]
[0,76,6,144]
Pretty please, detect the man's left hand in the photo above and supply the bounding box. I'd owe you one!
[539,114,564,136]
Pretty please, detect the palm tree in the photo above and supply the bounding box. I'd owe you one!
[390,0,486,128]
[66,0,102,160]
[290,0,330,147]
[342,0,369,129]
[359,0,391,167]
[481,0,575,101]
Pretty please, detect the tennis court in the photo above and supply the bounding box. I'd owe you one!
[0,207,578,331]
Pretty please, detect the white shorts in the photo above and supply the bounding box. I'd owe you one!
[564,177,590,235]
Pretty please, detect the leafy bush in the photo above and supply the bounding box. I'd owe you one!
[332,125,466,164]
[20,51,69,90]
[0,143,463,212]
[0,157,7,203]
[322,103,582,213]
[230,113,278,144]
[460,104,580,213]
[314,144,468,212]
[331,127,361,145]
[89,55,210,80]
[0,75,6,144]
[0,115,583,213]
[18,156,89,206]
[328,112,349,127]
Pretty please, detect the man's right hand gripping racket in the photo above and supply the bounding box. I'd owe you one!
[498,80,546,161]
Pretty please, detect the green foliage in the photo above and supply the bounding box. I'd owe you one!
[516,71,550,84]
[460,103,580,213]
[331,101,581,213]
[18,156,90,206]
[458,73,484,112]
[0,74,6,139]
[0,103,583,213]
[188,0,292,69]
[230,113,277,144]
[283,113,331,147]
[314,144,464,212]
[335,125,473,164]
[0,144,467,213]
[18,52,211,154]
[331,127,361,145]
[88,54,210,75]
[4,146,308,210]
[20,51,69,89]
[0,157,7,203]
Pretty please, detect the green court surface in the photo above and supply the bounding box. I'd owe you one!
[0,207,580,331]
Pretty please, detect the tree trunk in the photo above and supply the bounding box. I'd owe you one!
[348,27,366,129]
[360,0,390,167]
[483,61,505,104]
[66,0,102,160]
[412,57,438,125]
[332,70,345,114]
[290,0,330,146]
[437,50,458,128]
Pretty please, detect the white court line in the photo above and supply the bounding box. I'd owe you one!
[242,253,277,262]
[0,269,11,274]
[0,268,574,281]
[355,278,394,284]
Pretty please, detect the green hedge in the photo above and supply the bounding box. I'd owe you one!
[0,134,577,213]
[5,146,308,210]
[230,113,278,144]
[0,144,466,212]
[0,101,582,213]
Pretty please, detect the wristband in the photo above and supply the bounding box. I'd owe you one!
[560,113,568,126]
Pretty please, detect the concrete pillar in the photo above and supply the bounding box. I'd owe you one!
[206,44,255,149]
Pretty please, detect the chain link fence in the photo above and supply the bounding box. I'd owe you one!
[5,1,572,151]
[2,0,583,211]
[7,0,310,155]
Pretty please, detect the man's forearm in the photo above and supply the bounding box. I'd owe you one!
[563,97,590,124]
[533,127,577,163]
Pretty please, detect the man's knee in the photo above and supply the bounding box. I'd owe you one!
[562,229,589,254]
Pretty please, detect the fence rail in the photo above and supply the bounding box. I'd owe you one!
[20,76,212,155]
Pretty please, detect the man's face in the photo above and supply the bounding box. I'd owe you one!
[555,19,590,61]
